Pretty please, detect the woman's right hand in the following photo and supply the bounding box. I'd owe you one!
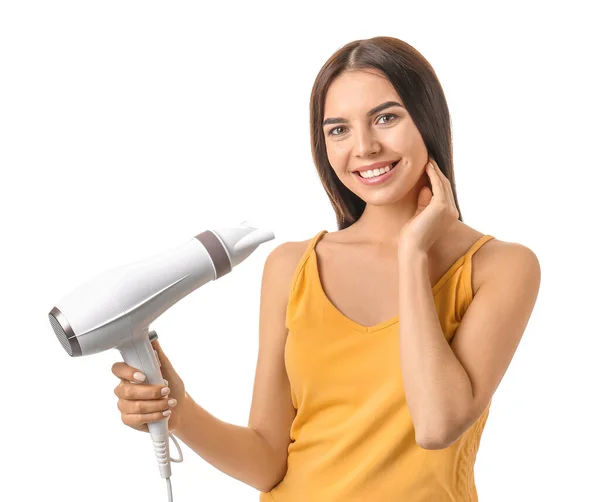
[112,339,188,433]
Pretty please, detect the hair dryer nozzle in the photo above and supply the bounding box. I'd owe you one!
[202,221,274,271]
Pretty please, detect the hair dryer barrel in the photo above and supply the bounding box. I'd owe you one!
[48,222,275,358]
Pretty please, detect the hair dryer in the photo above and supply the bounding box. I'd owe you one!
[48,222,274,497]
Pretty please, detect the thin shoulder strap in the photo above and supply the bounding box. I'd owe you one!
[462,234,495,303]
[465,234,495,259]
[288,230,327,310]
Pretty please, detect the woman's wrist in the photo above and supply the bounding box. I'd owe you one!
[170,391,195,434]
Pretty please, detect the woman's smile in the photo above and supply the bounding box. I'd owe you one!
[352,160,400,185]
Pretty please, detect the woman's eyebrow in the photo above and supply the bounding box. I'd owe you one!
[322,101,404,127]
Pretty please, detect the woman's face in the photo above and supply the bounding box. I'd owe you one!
[322,69,430,205]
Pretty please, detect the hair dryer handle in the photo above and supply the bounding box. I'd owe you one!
[117,334,172,479]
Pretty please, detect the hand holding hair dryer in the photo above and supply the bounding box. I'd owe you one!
[48,222,274,499]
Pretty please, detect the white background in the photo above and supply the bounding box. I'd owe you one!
[1,1,598,501]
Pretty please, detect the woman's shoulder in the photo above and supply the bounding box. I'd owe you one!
[452,223,539,296]
[265,233,321,278]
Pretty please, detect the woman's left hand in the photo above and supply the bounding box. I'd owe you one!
[398,157,460,254]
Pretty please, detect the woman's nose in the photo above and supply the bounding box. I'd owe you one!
[354,127,381,157]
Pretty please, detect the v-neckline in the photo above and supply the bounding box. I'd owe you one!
[310,230,493,333]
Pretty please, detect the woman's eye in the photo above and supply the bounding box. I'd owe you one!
[327,126,346,137]
[377,113,397,124]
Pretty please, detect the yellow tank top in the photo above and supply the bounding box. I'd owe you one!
[260,230,496,501]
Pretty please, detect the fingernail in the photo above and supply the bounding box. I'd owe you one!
[161,387,170,396]
[133,372,146,382]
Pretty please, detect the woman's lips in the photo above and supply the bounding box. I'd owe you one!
[353,160,399,185]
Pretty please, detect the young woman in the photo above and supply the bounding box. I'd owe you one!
[111,36,541,500]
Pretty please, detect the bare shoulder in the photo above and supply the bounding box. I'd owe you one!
[267,237,313,263]
[462,224,540,295]
[264,237,315,293]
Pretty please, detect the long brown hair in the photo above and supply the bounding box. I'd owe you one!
[309,36,463,230]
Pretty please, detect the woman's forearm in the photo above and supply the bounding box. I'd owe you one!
[397,247,474,448]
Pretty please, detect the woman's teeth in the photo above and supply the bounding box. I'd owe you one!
[357,162,396,179]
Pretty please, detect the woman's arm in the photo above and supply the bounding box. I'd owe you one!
[398,242,540,449]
